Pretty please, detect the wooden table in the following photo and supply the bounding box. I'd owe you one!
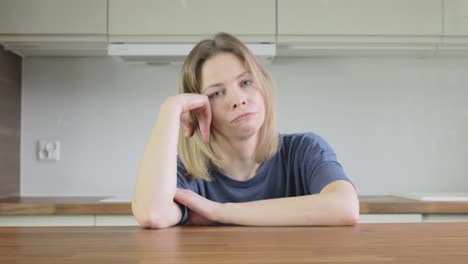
[1,223,468,263]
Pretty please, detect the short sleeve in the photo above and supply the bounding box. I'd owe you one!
[176,157,192,225]
[300,133,352,194]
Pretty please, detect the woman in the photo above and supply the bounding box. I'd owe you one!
[132,32,359,228]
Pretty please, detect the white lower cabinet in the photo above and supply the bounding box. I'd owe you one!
[359,214,422,223]
[1,214,467,226]
[0,215,95,226]
[422,214,468,222]
[0,215,140,227]
[95,215,139,226]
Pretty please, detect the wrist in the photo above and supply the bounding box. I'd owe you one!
[216,202,234,224]
[161,96,183,115]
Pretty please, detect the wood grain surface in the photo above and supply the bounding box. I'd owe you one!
[0,223,467,263]
[0,196,131,215]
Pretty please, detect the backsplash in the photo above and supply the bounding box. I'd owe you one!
[21,56,468,196]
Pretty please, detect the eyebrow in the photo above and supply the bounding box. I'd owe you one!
[203,71,251,93]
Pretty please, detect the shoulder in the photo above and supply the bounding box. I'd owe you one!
[280,132,330,150]
[280,132,337,161]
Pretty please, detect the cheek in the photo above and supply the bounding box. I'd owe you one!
[259,94,265,106]
[253,91,265,109]
[209,103,224,124]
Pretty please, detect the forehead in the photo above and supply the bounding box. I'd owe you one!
[200,53,248,89]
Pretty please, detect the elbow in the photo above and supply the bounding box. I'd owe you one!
[132,203,172,229]
[135,213,172,229]
[342,210,360,226]
[340,196,360,226]
[319,181,360,226]
[327,192,359,226]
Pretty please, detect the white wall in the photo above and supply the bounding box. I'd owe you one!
[21,56,468,196]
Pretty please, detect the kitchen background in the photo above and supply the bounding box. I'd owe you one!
[20,56,468,197]
[1,0,467,198]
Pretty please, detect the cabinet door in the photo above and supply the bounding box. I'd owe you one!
[444,0,468,36]
[0,215,95,226]
[95,215,139,226]
[423,214,468,222]
[108,0,276,43]
[278,0,442,41]
[359,214,422,223]
[0,0,107,35]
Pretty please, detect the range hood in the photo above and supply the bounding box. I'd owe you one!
[108,43,276,65]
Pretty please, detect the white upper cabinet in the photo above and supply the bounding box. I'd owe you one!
[108,0,276,43]
[1,0,466,57]
[444,0,468,36]
[438,0,468,54]
[0,0,106,35]
[0,0,107,56]
[278,0,443,47]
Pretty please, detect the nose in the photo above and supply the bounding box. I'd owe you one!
[231,89,248,109]
[233,100,247,109]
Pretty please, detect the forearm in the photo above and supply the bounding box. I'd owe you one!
[132,99,182,226]
[220,192,359,226]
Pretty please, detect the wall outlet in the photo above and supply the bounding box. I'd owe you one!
[37,140,60,161]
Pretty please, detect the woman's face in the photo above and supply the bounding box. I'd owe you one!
[200,52,265,141]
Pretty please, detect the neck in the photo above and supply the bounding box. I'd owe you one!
[213,133,262,181]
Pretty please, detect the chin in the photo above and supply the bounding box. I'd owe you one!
[233,123,262,140]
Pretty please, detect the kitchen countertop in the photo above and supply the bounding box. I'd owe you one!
[1,195,468,215]
[0,196,129,215]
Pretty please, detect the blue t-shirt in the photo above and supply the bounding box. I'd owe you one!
[176,132,352,224]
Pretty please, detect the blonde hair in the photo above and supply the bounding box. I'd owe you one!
[177,32,279,181]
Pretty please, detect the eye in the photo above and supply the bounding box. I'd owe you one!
[241,79,253,87]
[209,90,224,98]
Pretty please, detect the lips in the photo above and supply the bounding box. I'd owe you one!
[232,112,255,123]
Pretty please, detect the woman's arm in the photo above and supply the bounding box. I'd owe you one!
[132,95,211,228]
[222,181,359,226]
[174,180,359,226]
[132,99,183,228]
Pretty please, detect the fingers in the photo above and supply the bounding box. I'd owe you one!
[175,189,216,226]
[179,94,212,143]
[174,189,195,209]
[180,112,194,137]
[174,188,210,223]
[179,93,209,113]
[194,103,212,144]
[175,188,208,212]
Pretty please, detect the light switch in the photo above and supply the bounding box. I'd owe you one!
[37,140,60,161]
